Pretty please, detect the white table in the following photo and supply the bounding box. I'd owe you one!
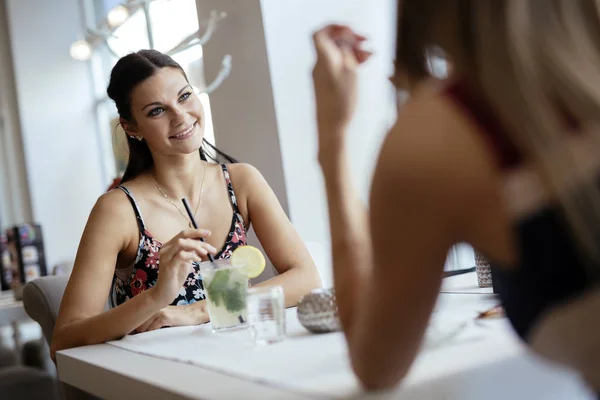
[56,288,595,400]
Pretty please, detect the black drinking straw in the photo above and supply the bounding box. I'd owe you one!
[182,198,215,263]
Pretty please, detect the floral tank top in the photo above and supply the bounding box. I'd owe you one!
[110,164,247,307]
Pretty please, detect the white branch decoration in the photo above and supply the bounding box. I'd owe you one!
[203,54,232,95]
[166,10,227,56]
[84,27,121,59]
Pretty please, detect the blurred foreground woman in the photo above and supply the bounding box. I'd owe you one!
[312,0,600,392]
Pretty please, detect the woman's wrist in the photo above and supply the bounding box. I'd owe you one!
[146,286,172,310]
[317,122,347,149]
[318,141,347,178]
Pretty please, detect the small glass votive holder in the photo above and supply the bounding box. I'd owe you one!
[246,285,285,345]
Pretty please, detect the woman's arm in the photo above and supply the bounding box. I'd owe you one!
[320,96,497,389]
[327,104,461,388]
[52,191,213,358]
[318,148,372,328]
[133,300,209,333]
[230,164,322,307]
[310,24,375,328]
[51,191,167,359]
[312,25,506,390]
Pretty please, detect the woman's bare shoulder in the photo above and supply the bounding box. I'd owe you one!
[89,187,139,237]
[382,89,499,187]
[222,163,266,193]
[224,162,260,177]
[374,89,507,241]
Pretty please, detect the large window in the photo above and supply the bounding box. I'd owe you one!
[86,0,215,183]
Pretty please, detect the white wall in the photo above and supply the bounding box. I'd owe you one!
[0,0,32,228]
[261,3,474,274]
[196,0,397,285]
[261,0,397,266]
[6,0,105,267]
[195,0,288,281]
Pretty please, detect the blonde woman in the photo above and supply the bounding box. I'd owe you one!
[312,0,600,393]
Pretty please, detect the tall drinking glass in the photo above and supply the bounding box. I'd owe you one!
[200,259,248,332]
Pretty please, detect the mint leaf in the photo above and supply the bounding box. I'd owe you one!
[224,281,246,312]
[206,270,230,307]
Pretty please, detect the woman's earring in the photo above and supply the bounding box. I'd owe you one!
[129,135,143,141]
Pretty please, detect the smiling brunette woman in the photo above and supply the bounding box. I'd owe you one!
[51,50,321,359]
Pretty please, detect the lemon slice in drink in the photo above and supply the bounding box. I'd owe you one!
[231,245,266,279]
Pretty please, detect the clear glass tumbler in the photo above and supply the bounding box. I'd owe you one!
[246,285,286,344]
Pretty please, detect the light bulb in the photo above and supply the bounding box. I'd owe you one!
[70,40,93,61]
[107,5,130,28]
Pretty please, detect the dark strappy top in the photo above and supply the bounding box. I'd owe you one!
[444,80,593,341]
[109,164,247,308]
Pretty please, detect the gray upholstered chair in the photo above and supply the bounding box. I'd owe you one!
[23,276,101,400]
[23,275,69,346]
[0,365,60,399]
[0,342,60,399]
[0,277,63,399]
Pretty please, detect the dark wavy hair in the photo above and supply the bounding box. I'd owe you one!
[107,49,236,183]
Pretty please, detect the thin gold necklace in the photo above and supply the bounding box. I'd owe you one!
[151,164,207,228]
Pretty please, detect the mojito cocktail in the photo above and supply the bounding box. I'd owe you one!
[200,259,248,332]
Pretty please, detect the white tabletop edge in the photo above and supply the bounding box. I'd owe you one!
[57,344,312,400]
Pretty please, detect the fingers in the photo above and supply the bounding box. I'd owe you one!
[313,26,338,61]
[176,237,217,257]
[176,250,202,265]
[341,45,358,69]
[313,24,367,49]
[355,49,373,64]
[340,43,372,68]
[147,315,168,332]
[177,228,212,240]
[136,312,169,333]
[162,234,217,263]
[313,25,348,56]
[160,228,209,259]
[178,252,197,277]
[136,314,158,333]
[313,23,371,67]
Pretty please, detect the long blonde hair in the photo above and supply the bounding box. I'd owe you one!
[396,0,600,273]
